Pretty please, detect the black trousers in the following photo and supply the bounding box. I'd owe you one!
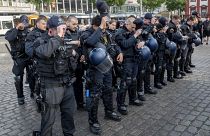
[73,67,84,108]
[87,68,113,123]
[40,78,76,136]
[12,57,35,98]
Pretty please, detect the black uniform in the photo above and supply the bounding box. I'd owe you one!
[34,34,77,136]
[25,27,47,97]
[180,23,195,73]
[153,31,167,88]
[115,26,143,115]
[166,20,178,82]
[80,27,121,135]
[65,28,84,109]
[5,27,32,105]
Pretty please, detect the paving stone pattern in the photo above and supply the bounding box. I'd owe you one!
[0,42,210,136]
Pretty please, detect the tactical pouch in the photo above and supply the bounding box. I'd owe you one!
[54,58,69,75]
[107,45,117,59]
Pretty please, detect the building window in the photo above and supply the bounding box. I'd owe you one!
[190,0,196,2]
[2,21,13,29]
[190,6,196,14]
[201,6,207,18]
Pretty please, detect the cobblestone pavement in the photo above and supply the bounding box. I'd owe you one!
[0,42,210,136]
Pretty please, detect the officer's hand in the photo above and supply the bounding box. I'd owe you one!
[134,29,142,38]
[16,23,25,30]
[116,53,123,63]
[99,16,107,30]
[70,40,80,47]
[183,36,189,40]
[80,55,85,62]
[57,24,67,38]
[136,41,145,49]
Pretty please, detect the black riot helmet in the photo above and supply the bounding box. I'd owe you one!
[89,47,113,73]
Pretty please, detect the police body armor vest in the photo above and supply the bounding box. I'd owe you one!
[11,29,29,57]
[117,28,135,58]
[156,32,167,51]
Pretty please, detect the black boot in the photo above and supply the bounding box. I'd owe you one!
[173,72,183,79]
[154,83,162,89]
[167,77,175,82]
[89,120,102,135]
[180,71,186,76]
[117,92,128,115]
[14,76,25,105]
[128,80,143,106]
[88,94,101,135]
[189,64,195,68]
[154,71,162,89]
[32,131,41,136]
[138,94,146,101]
[184,67,192,73]
[105,111,121,121]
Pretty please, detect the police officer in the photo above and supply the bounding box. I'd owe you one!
[25,15,48,98]
[5,15,32,105]
[115,16,143,115]
[180,17,195,74]
[80,15,122,135]
[153,17,168,89]
[168,17,184,80]
[65,15,85,109]
[107,19,120,91]
[34,16,76,136]
[133,18,148,101]
[166,15,181,82]
[142,13,157,94]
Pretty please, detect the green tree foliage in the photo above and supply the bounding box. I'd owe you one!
[165,0,185,11]
[139,0,165,11]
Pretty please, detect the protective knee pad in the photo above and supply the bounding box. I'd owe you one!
[126,77,132,86]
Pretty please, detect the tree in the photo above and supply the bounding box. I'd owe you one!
[26,0,51,12]
[139,0,165,11]
[165,0,185,12]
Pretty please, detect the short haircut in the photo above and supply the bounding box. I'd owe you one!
[91,15,101,26]
[13,18,21,26]
[187,16,194,22]
[60,15,67,22]
[109,19,117,24]
[172,15,180,20]
[36,15,47,24]
[67,15,77,22]
[125,16,136,24]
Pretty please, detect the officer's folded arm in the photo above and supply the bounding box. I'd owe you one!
[35,36,61,59]
[5,28,18,42]
[85,27,103,48]
[117,35,137,49]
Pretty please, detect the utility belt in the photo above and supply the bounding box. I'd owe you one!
[124,55,140,63]
[40,75,76,89]
[12,51,27,58]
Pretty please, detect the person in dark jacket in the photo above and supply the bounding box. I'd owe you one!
[5,16,32,105]
[65,15,85,110]
[115,16,143,116]
[80,15,122,135]
[25,15,48,98]
[33,16,77,136]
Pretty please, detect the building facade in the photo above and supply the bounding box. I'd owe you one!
[0,0,36,15]
[185,0,210,18]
